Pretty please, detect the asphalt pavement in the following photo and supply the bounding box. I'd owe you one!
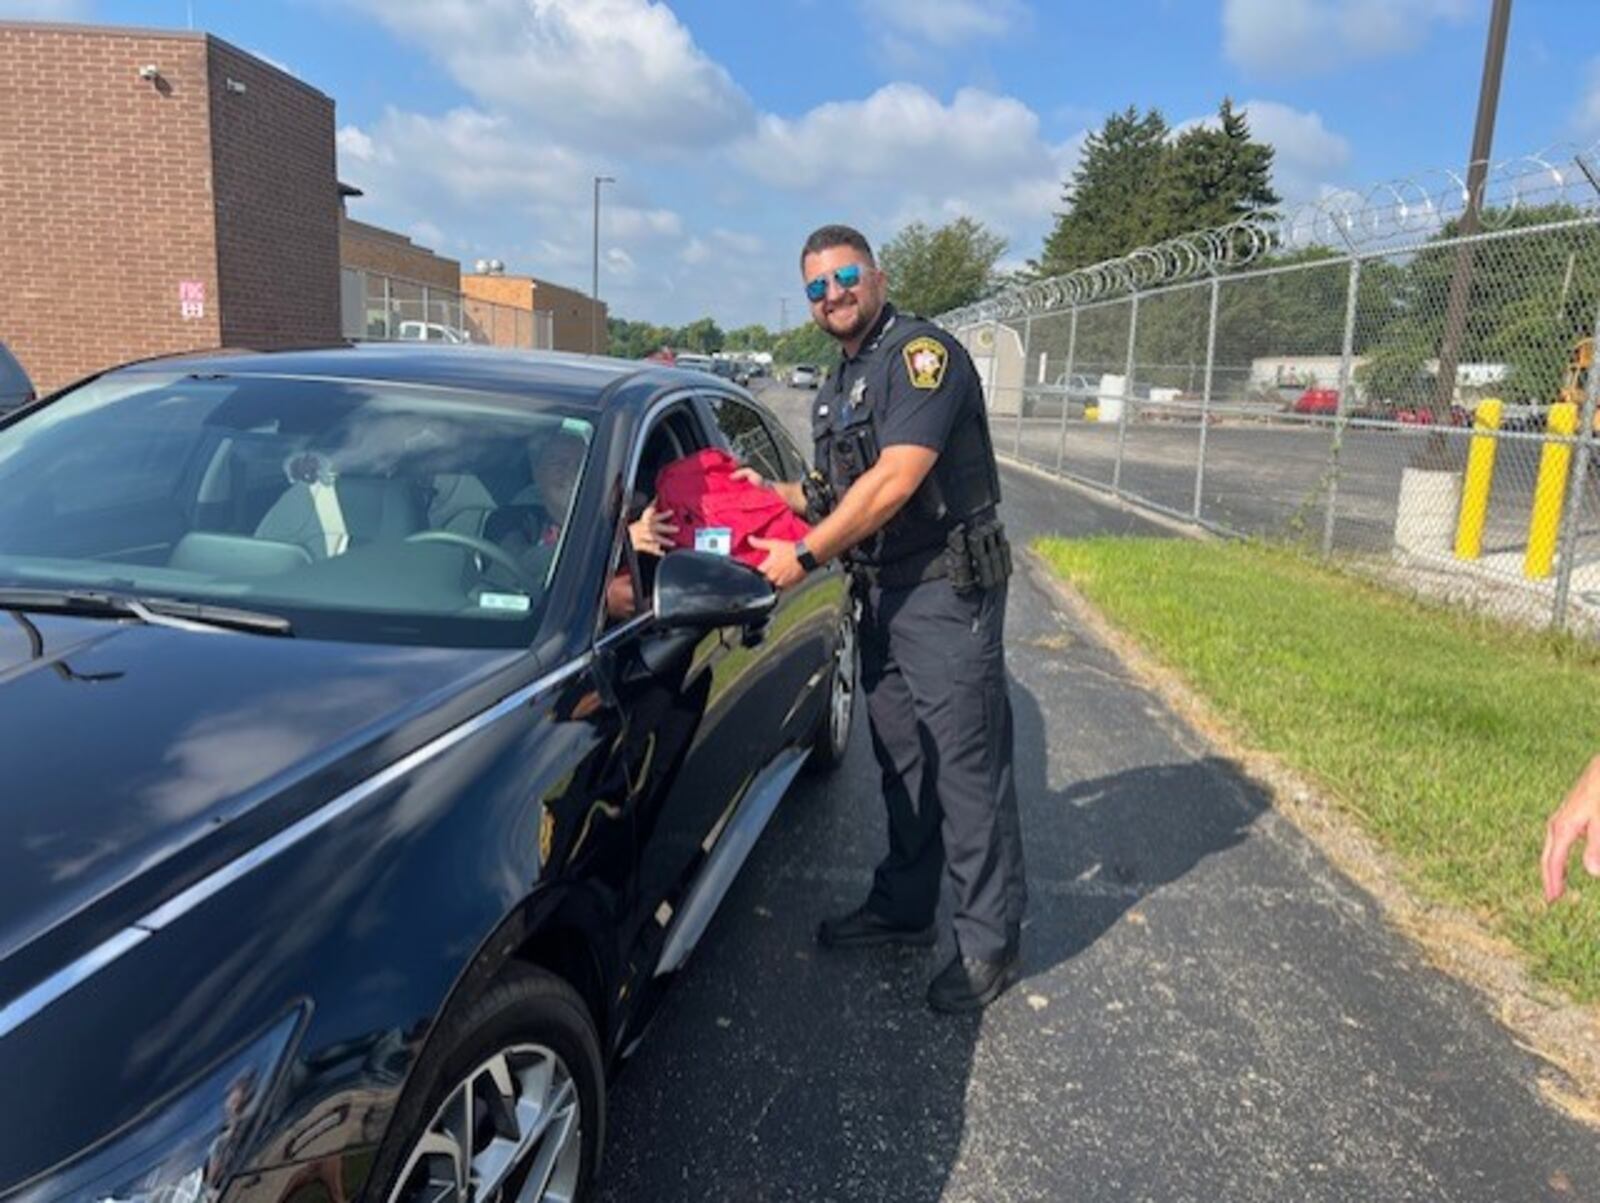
[596,384,1600,1202]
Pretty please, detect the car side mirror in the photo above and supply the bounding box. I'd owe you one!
[653,550,777,630]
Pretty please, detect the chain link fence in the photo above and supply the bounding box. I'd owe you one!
[340,269,553,349]
[949,146,1600,635]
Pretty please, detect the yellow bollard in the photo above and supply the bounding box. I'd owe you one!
[1454,398,1502,560]
[1525,402,1578,579]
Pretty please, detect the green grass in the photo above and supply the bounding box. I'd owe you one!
[1035,535,1600,1002]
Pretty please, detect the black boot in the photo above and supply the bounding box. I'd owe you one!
[926,947,1020,1013]
[817,904,936,949]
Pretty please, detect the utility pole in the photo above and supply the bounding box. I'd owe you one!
[591,175,614,354]
[778,297,788,334]
[1428,0,1512,442]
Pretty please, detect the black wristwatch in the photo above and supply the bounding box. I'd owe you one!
[795,540,819,574]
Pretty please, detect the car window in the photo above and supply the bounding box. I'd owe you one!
[766,415,808,479]
[0,371,597,647]
[705,396,785,483]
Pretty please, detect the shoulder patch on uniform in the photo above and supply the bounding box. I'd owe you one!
[903,336,948,390]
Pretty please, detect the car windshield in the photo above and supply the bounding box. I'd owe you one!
[0,371,598,647]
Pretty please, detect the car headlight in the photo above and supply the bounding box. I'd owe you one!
[8,1012,301,1203]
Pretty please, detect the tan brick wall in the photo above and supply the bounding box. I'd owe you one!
[461,274,606,353]
[341,219,460,291]
[533,279,607,354]
[0,23,221,393]
[207,38,339,347]
[462,274,535,310]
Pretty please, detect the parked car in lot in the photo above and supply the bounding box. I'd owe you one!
[1023,372,1098,418]
[789,363,820,389]
[396,320,470,344]
[672,351,715,374]
[0,340,35,411]
[1292,387,1340,416]
[0,344,856,1203]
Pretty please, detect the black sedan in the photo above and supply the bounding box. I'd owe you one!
[0,345,857,1203]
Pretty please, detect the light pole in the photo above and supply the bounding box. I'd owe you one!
[591,175,615,354]
[778,297,788,334]
[1427,0,1512,441]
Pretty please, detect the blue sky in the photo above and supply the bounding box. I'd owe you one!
[6,0,1599,329]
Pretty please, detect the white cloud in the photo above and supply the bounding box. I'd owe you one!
[338,0,753,153]
[736,84,1081,264]
[1222,0,1472,74]
[1578,57,1600,137]
[680,237,712,265]
[739,84,1062,195]
[338,107,593,211]
[860,0,1029,47]
[1241,100,1352,202]
[712,228,764,256]
[604,247,637,279]
[0,0,89,17]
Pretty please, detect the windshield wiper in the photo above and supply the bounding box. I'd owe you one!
[0,588,293,636]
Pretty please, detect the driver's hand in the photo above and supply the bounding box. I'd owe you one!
[730,465,766,490]
[629,500,679,557]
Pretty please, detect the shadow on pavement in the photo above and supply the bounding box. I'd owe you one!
[1007,672,1269,980]
[597,666,1267,1202]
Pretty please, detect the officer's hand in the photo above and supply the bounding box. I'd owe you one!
[750,537,805,590]
[1544,754,1600,902]
[730,465,767,490]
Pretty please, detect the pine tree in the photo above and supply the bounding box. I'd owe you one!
[1031,107,1174,277]
[1164,98,1279,232]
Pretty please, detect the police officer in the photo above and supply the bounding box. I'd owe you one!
[746,224,1027,1013]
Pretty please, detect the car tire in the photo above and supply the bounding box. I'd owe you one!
[368,964,605,1203]
[806,600,857,773]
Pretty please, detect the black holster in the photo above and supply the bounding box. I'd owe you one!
[945,518,1012,595]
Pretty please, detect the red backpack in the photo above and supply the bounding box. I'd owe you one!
[654,448,812,569]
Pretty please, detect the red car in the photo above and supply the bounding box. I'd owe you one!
[1293,388,1340,416]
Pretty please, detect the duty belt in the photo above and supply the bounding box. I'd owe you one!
[849,544,949,590]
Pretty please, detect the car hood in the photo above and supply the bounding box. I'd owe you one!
[0,612,516,984]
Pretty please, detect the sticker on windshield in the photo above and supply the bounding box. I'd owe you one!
[695,527,733,556]
[479,592,532,613]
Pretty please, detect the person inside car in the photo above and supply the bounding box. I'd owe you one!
[487,428,677,618]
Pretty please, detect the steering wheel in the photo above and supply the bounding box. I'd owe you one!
[405,530,539,591]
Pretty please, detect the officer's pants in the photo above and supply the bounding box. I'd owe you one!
[860,574,1027,961]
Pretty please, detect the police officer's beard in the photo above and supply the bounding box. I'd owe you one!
[821,297,878,344]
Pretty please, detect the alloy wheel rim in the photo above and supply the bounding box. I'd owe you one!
[387,1043,582,1203]
[829,610,857,752]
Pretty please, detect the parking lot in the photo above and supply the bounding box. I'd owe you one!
[1001,414,1600,564]
[595,385,1600,1201]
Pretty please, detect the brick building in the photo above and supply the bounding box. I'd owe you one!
[0,22,340,393]
[461,271,607,354]
[339,206,466,341]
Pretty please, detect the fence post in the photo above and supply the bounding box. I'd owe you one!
[1112,293,1139,496]
[1193,276,1221,520]
[1055,304,1079,476]
[1321,257,1363,556]
[1551,305,1600,629]
[1015,314,1032,460]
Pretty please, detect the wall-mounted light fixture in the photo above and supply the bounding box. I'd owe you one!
[224,78,248,95]
[137,64,161,81]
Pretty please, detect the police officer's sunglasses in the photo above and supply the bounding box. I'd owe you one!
[804,263,863,302]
